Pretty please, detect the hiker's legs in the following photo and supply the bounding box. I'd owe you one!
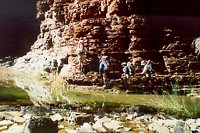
[57,65,63,74]
[147,79,154,93]
[145,72,151,78]
[143,76,153,93]
[78,56,84,72]
[121,73,127,88]
[102,73,107,87]
[51,68,57,80]
[125,74,131,89]
[79,56,85,72]
[79,61,83,71]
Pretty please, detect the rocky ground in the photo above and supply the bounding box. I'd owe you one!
[0,64,200,133]
[0,105,200,133]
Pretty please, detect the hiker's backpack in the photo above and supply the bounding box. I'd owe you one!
[77,48,85,56]
[51,59,58,68]
[77,45,86,56]
[128,65,134,75]
[103,60,111,71]
[123,66,129,74]
[147,60,153,73]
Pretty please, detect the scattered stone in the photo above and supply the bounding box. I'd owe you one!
[65,128,77,133]
[196,118,200,126]
[93,121,107,132]
[174,121,190,133]
[58,124,65,129]
[68,112,81,125]
[1,106,200,133]
[103,120,122,131]
[148,123,170,133]
[13,116,26,124]
[0,120,13,127]
[50,113,63,122]
[126,114,135,120]
[121,127,132,132]
[0,111,23,121]
[78,123,95,133]
[23,113,32,119]
[97,116,112,123]
[74,114,94,125]
[0,126,8,132]
[2,124,24,133]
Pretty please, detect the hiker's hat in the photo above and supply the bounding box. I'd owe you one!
[147,60,152,64]
[102,55,108,59]
[141,60,146,66]
[122,62,126,65]
[79,40,84,44]
[127,62,132,66]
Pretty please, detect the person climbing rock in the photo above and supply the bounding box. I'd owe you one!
[127,61,135,76]
[57,57,64,74]
[121,62,134,89]
[76,39,88,73]
[141,60,154,92]
[50,57,59,80]
[99,55,111,88]
[141,60,153,78]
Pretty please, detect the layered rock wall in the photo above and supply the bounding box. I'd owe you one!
[14,0,200,86]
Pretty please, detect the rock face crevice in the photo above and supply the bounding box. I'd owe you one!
[14,0,200,86]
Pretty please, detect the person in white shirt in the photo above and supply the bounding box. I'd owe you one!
[76,40,87,72]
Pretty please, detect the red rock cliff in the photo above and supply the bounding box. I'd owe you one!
[14,0,200,87]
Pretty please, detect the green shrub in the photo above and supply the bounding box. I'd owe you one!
[33,69,49,81]
[150,83,200,118]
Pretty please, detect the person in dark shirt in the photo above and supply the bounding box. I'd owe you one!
[121,61,135,90]
[99,55,110,88]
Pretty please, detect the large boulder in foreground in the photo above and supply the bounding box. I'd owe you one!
[23,117,58,133]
